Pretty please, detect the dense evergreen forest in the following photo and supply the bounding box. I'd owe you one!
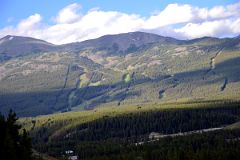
[1,103,240,160]
[73,130,240,160]
[31,103,240,160]
[0,110,32,160]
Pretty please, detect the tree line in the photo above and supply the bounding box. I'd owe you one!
[32,104,240,158]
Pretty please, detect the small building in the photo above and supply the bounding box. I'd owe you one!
[149,132,160,139]
[69,155,78,160]
[65,150,74,154]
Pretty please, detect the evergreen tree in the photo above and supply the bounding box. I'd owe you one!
[0,110,33,160]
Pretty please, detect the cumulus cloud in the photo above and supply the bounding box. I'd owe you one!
[175,19,240,39]
[17,13,42,29]
[0,14,43,38]
[144,4,194,29]
[54,3,81,24]
[0,2,240,44]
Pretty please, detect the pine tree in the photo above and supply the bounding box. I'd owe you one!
[0,110,33,160]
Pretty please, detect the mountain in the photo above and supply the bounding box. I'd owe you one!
[0,35,56,60]
[235,34,240,39]
[0,32,182,61]
[61,31,183,54]
[0,32,239,116]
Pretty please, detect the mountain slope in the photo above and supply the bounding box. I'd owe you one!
[61,31,183,54]
[0,32,239,116]
[0,35,56,60]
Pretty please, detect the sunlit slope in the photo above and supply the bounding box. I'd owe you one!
[20,100,239,139]
[0,32,239,116]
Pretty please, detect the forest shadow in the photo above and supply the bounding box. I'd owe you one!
[0,57,239,117]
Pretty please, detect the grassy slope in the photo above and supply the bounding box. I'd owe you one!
[0,36,239,117]
[225,121,240,130]
[20,100,239,140]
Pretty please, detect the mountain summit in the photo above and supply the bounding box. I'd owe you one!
[61,31,183,54]
[0,35,56,58]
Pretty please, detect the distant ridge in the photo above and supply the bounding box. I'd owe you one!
[1,32,239,58]
[60,31,184,54]
[0,35,56,58]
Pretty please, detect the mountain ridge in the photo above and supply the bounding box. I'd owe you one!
[0,31,186,62]
[0,35,56,59]
[1,32,239,58]
[0,31,239,116]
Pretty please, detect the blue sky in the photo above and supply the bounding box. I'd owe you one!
[1,0,240,44]
[1,0,237,27]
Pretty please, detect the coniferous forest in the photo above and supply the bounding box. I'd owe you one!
[0,110,32,160]
[28,102,240,160]
[1,103,240,160]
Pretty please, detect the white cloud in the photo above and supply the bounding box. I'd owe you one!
[0,2,240,44]
[17,13,42,30]
[144,4,194,29]
[175,19,240,39]
[0,14,42,38]
[54,3,81,24]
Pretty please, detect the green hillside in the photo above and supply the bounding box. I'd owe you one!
[20,100,239,140]
[0,32,240,116]
[19,101,240,160]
